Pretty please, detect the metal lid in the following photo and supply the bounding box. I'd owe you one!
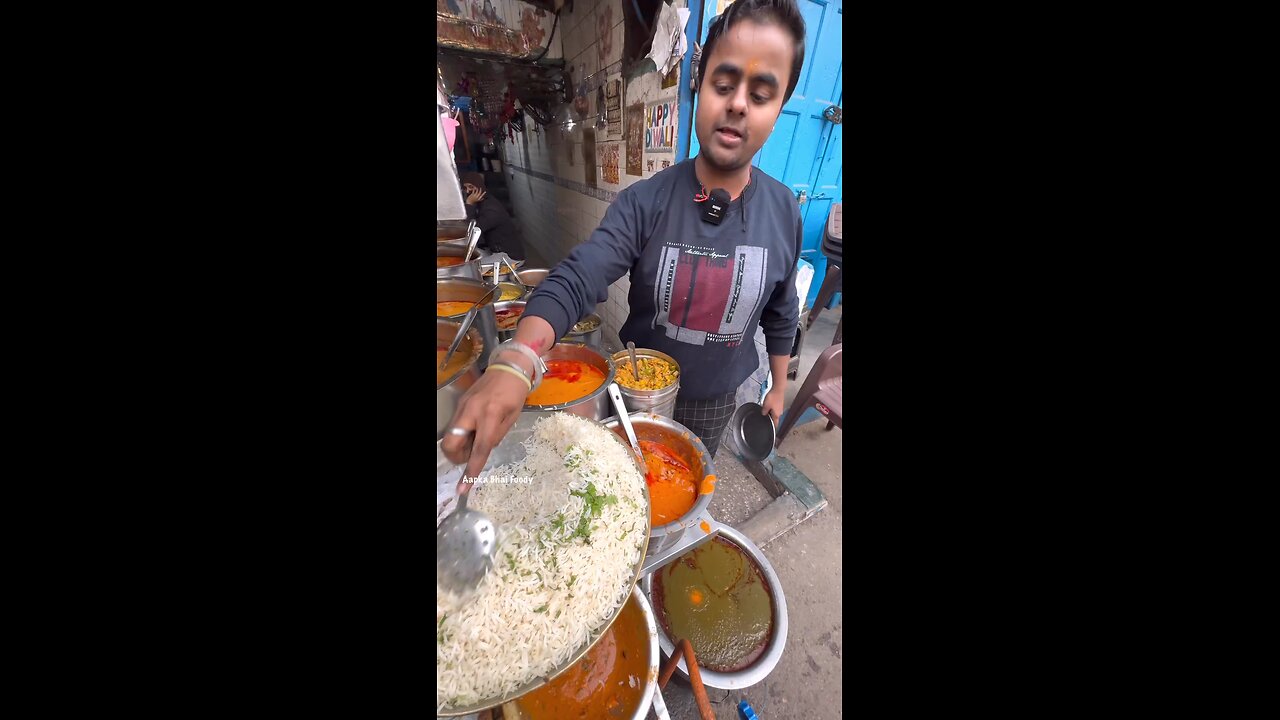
[729,403,775,461]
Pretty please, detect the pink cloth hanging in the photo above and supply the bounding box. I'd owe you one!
[440,115,460,152]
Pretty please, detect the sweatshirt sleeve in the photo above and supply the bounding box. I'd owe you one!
[759,214,803,356]
[524,187,647,339]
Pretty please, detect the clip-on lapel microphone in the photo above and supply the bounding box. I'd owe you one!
[702,188,730,225]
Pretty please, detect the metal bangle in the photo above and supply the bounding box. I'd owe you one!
[488,339,546,388]
[486,362,533,392]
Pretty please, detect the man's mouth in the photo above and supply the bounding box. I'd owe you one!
[715,127,745,146]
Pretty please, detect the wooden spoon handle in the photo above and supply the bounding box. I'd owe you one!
[658,638,716,720]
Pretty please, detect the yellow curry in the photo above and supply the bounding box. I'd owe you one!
[615,357,678,391]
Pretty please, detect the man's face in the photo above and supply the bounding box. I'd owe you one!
[695,19,792,173]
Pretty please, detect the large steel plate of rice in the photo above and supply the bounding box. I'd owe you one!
[435,413,651,715]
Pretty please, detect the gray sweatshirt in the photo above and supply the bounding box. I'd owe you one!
[525,159,802,400]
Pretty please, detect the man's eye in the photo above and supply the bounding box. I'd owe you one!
[716,85,732,94]
[751,93,770,103]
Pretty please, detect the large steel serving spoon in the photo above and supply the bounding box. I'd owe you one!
[436,474,498,597]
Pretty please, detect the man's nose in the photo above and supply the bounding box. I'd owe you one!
[728,87,749,116]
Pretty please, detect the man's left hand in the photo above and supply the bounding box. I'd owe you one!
[762,387,785,424]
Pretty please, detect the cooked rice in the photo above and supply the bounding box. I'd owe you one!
[436,413,648,711]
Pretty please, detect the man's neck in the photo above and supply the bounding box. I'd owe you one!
[694,156,752,200]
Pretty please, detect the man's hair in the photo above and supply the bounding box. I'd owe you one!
[460,171,486,190]
[697,0,806,104]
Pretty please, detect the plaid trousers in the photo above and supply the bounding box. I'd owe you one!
[673,390,737,458]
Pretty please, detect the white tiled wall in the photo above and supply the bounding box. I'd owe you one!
[502,0,687,347]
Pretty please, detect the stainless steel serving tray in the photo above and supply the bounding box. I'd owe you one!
[435,412,652,716]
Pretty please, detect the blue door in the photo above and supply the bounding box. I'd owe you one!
[688,0,843,309]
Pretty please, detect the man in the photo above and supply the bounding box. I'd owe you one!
[460,171,526,261]
[443,0,806,479]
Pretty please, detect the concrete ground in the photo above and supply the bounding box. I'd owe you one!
[660,306,844,720]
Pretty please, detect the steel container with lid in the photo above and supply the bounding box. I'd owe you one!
[609,348,680,419]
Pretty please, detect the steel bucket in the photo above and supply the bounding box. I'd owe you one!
[610,348,680,419]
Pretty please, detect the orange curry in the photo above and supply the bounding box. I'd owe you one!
[517,594,648,719]
[524,360,605,406]
[436,300,475,317]
[436,256,465,267]
[640,440,697,526]
[436,345,469,386]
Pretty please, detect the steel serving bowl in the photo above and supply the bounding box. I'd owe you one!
[481,257,528,284]
[437,278,499,371]
[436,244,491,281]
[521,342,616,422]
[436,318,485,441]
[560,313,603,349]
[640,522,788,690]
[493,300,526,342]
[512,267,549,289]
[435,412,651,716]
[609,348,680,419]
[600,412,715,557]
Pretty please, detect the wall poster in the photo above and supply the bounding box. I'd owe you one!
[599,141,620,185]
[625,102,644,176]
[604,76,623,138]
[645,100,677,153]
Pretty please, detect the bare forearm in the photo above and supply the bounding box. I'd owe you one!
[495,315,557,375]
[768,354,789,393]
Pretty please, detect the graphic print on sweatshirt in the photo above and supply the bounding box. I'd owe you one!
[650,243,768,346]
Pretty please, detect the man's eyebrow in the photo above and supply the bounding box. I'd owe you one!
[712,62,742,79]
[711,62,779,89]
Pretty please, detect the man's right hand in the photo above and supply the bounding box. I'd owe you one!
[440,357,531,480]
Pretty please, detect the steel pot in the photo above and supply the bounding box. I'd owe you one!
[511,267,549,290]
[436,244,489,281]
[503,585,660,720]
[560,313,602,349]
[521,342,616,421]
[493,300,526,342]
[610,348,680,419]
[437,219,470,246]
[436,278,499,370]
[436,318,484,441]
[480,257,527,285]
[601,412,715,558]
[641,523,789,690]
